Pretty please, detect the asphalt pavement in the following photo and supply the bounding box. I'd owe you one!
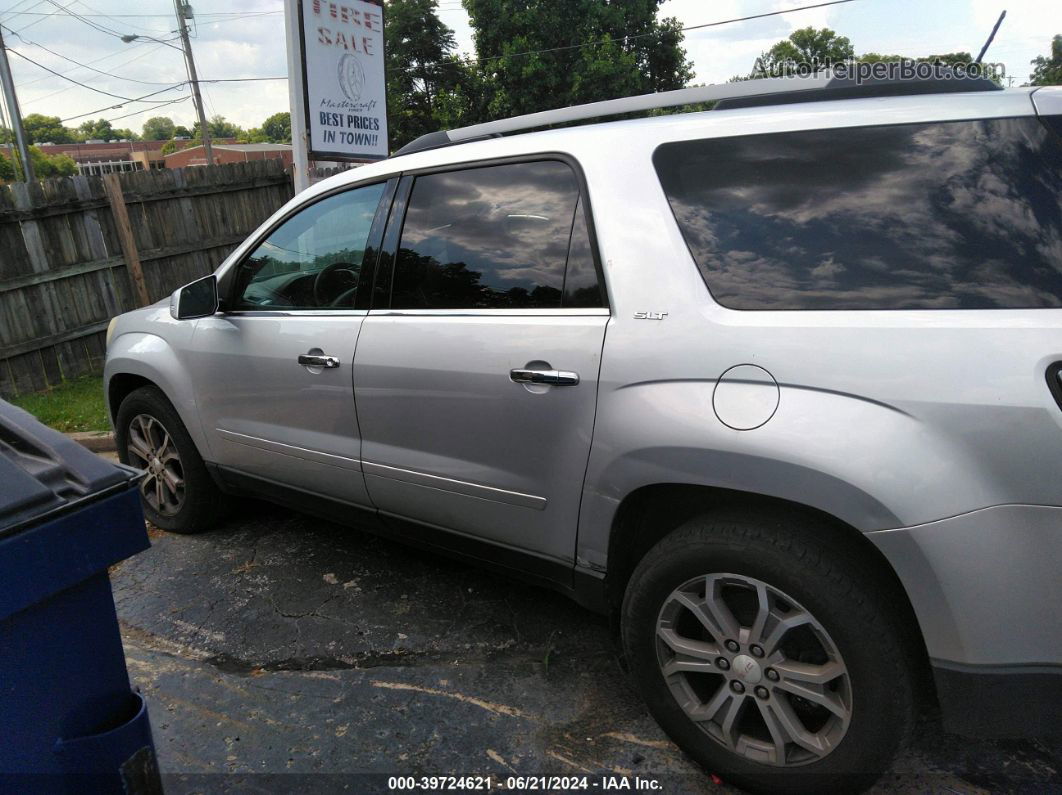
[110,501,1061,794]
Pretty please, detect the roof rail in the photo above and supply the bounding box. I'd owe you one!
[394,66,1002,156]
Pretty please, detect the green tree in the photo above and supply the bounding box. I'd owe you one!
[854,50,1003,85]
[33,147,77,177]
[0,152,15,181]
[193,115,244,139]
[77,118,115,141]
[21,114,76,144]
[859,51,973,67]
[142,116,176,141]
[752,27,854,76]
[463,0,692,119]
[431,55,493,133]
[385,0,467,150]
[173,124,191,138]
[260,111,291,143]
[2,146,78,181]
[1030,34,1062,86]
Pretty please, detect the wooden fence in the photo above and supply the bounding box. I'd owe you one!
[0,160,294,397]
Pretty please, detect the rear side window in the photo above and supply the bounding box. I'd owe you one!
[654,117,1062,310]
[390,160,603,309]
[563,197,604,308]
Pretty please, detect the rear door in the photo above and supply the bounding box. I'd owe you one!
[189,179,394,506]
[353,158,609,562]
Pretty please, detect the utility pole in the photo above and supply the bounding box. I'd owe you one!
[173,0,213,166]
[0,25,35,182]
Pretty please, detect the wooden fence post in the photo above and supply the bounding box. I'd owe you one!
[1,163,294,397]
[102,172,151,307]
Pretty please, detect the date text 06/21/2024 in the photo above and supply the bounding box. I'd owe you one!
[387,776,664,791]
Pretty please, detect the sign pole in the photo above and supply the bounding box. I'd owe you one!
[284,0,311,192]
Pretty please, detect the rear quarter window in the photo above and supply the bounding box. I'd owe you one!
[653,117,1062,310]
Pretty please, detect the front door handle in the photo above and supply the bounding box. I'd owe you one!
[510,368,580,386]
[298,353,340,369]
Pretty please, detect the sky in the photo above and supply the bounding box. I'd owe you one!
[0,0,1057,137]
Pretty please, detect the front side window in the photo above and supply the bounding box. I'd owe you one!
[654,117,1062,310]
[234,182,386,310]
[390,160,600,309]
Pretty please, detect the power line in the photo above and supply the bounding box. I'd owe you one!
[1,9,283,19]
[41,0,138,40]
[2,24,180,85]
[72,0,173,35]
[58,82,188,121]
[17,37,162,89]
[4,44,185,102]
[22,43,169,105]
[191,10,284,16]
[436,0,870,74]
[8,0,73,34]
[0,9,283,17]
[192,11,283,27]
[680,0,861,35]
[461,0,863,67]
[198,76,287,82]
[98,92,189,123]
[0,0,44,24]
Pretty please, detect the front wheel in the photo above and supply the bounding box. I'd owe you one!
[115,385,226,534]
[621,512,915,794]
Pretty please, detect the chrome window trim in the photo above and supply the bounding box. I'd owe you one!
[221,309,370,318]
[368,307,610,318]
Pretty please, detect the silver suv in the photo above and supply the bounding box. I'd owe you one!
[105,73,1062,792]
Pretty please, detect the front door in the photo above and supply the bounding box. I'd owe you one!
[189,180,391,506]
[353,160,609,562]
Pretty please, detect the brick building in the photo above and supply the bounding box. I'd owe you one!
[34,139,239,174]
[164,143,293,169]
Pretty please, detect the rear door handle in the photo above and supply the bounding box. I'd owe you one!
[510,368,580,386]
[298,354,340,369]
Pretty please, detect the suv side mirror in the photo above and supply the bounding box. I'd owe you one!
[170,275,219,320]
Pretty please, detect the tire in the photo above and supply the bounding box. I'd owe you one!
[621,511,914,794]
[115,385,226,534]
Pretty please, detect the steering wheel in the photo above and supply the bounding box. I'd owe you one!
[313,262,358,307]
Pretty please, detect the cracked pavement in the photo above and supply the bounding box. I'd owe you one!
[110,502,1062,793]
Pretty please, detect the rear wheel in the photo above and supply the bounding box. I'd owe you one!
[621,512,914,794]
[116,385,225,534]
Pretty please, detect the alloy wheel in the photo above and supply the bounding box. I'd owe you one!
[126,413,185,516]
[656,573,852,767]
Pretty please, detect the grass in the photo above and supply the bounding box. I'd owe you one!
[8,374,110,433]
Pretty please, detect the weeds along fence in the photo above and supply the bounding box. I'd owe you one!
[0,160,294,397]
